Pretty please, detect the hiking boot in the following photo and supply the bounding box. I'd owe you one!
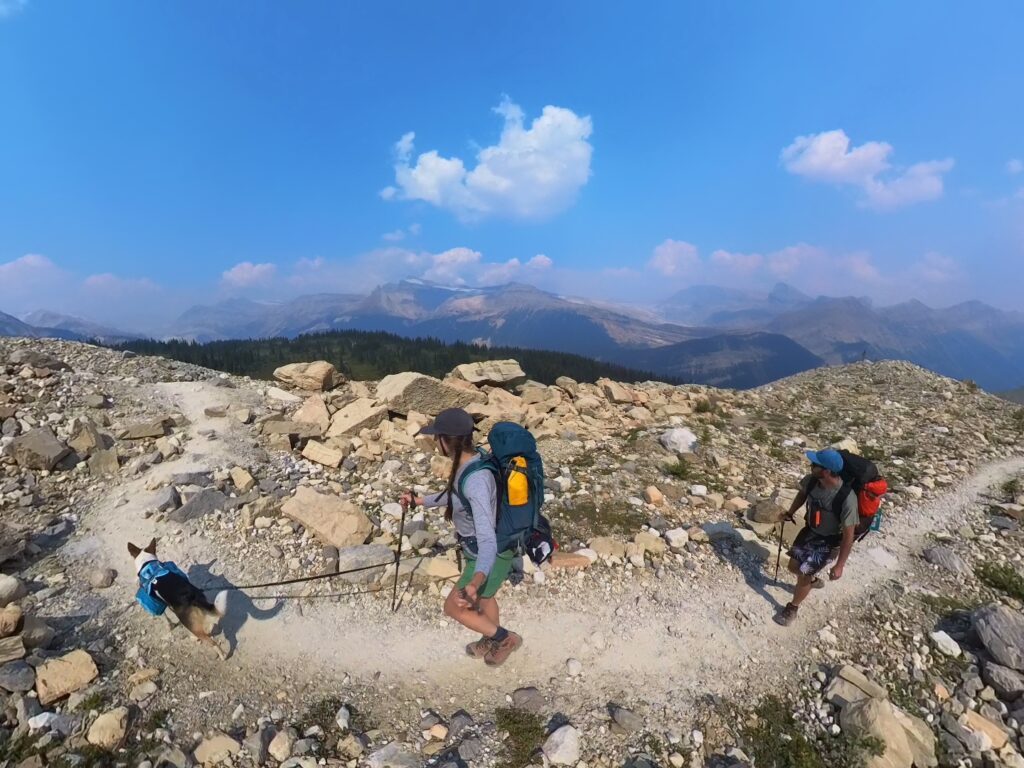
[811,577,825,589]
[774,603,799,627]
[465,636,493,659]
[484,631,523,667]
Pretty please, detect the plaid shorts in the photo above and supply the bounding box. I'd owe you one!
[789,528,841,576]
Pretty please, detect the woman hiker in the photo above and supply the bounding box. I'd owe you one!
[399,407,522,667]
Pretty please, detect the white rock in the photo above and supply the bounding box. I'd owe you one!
[689,484,708,497]
[566,658,583,677]
[542,725,581,765]
[930,630,961,657]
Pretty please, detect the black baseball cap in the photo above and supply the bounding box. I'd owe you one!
[417,407,475,437]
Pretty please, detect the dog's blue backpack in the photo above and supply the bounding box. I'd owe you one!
[456,421,553,563]
[136,560,187,616]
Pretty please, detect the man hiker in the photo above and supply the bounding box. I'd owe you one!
[773,447,858,627]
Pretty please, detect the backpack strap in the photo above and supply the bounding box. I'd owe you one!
[454,451,498,520]
[832,484,854,524]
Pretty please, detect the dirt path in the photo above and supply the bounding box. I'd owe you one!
[70,379,1024,724]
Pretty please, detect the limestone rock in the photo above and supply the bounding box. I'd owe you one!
[168,488,228,523]
[543,724,581,765]
[375,372,485,416]
[923,546,971,575]
[281,486,372,548]
[643,486,664,505]
[35,649,99,705]
[326,398,388,437]
[230,466,256,492]
[451,359,527,386]
[982,662,1024,700]
[293,394,331,432]
[88,448,120,476]
[660,428,698,454]
[334,544,394,583]
[87,706,129,749]
[119,418,169,439]
[0,574,26,608]
[194,732,242,765]
[840,698,913,768]
[598,378,632,404]
[273,361,341,391]
[891,708,937,768]
[8,427,71,470]
[301,440,345,468]
[930,630,961,657]
[0,635,25,664]
[267,387,302,404]
[0,604,23,638]
[364,742,418,768]
[68,419,107,457]
[88,568,117,589]
[0,659,35,692]
[974,604,1024,672]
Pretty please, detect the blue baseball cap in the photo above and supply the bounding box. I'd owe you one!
[805,448,843,474]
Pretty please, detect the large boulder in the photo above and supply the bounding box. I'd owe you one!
[301,441,346,468]
[326,398,388,437]
[282,486,372,548]
[660,428,698,454]
[293,395,331,433]
[334,545,394,583]
[273,361,342,391]
[597,378,633,404]
[983,662,1024,700]
[68,419,109,457]
[840,698,914,768]
[35,649,99,706]
[974,604,1024,672]
[375,372,485,416]
[451,360,526,387]
[8,427,71,470]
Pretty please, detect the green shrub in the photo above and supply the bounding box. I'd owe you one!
[751,426,770,444]
[495,707,545,768]
[977,562,1024,601]
[740,696,883,768]
[1001,478,1021,500]
[694,399,715,414]
[665,460,690,480]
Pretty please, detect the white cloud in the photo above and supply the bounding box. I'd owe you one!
[911,251,961,284]
[781,129,954,210]
[221,261,277,287]
[83,273,159,294]
[710,249,763,274]
[382,229,405,242]
[648,240,699,276]
[423,248,482,284]
[0,0,27,19]
[383,98,593,220]
[0,253,63,284]
[1008,159,1024,175]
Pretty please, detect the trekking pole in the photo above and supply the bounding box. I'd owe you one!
[774,520,786,582]
[392,492,410,612]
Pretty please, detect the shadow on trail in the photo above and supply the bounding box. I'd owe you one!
[708,536,790,612]
[187,561,285,656]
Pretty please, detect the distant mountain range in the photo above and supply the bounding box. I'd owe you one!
[0,310,139,344]
[654,285,1024,390]
[5,279,1023,391]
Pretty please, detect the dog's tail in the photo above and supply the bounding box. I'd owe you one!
[213,590,228,617]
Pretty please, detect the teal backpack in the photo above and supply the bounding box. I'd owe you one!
[455,422,554,564]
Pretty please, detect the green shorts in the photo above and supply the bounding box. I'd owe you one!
[456,550,515,598]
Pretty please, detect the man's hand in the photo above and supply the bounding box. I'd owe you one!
[829,563,844,581]
[399,490,422,509]
[457,584,480,610]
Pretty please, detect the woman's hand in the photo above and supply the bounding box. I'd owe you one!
[399,491,422,509]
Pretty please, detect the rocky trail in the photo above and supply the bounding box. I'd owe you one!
[4,338,1024,768]
[77,380,1022,717]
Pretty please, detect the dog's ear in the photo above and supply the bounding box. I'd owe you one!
[127,542,141,558]
[144,538,158,555]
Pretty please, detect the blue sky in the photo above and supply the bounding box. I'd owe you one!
[1,1,1023,330]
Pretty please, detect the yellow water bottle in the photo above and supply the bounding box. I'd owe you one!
[508,456,529,505]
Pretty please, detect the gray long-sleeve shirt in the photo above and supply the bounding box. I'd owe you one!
[422,455,499,576]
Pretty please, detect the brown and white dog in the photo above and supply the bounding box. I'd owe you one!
[128,538,229,659]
